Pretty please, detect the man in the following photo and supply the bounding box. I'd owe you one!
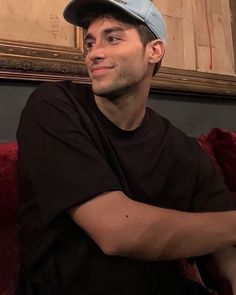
[17,0,236,294]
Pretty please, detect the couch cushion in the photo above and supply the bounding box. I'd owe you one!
[0,225,19,295]
[0,142,19,295]
[0,142,18,226]
[197,135,218,164]
[208,128,236,192]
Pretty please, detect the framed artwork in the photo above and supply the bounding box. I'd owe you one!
[0,0,236,96]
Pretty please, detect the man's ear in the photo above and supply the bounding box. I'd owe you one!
[148,39,165,65]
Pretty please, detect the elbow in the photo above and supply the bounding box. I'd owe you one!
[98,231,127,257]
[100,240,121,256]
[95,223,130,257]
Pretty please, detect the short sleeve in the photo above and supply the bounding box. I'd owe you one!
[17,82,122,224]
[191,142,235,212]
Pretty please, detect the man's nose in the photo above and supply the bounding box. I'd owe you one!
[86,43,106,61]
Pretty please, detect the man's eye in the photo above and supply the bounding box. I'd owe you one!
[107,36,120,43]
[85,41,94,50]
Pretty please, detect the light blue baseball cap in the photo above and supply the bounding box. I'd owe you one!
[64,0,166,43]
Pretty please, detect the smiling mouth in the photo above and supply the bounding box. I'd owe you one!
[90,66,114,77]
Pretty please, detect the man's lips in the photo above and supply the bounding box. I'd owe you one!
[90,66,114,76]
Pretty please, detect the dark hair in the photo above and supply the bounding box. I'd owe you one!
[82,3,163,76]
[136,24,163,76]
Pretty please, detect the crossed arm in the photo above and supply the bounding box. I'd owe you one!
[69,191,236,259]
[69,191,236,288]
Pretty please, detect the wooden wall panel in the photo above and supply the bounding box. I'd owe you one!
[162,15,185,69]
[0,0,75,47]
[155,0,183,18]
[182,0,196,70]
[155,0,235,76]
[229,0,236,73]
[219,0,235,73]
[192,0,213,47]
[154,0,196,70]
[192,0,235,75]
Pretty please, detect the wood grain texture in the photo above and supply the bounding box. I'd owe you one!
[182,0,196,70]
[229,0,236,73]
[154,0,183,18]
[155,0,235,76]
[192,0,235,75]
[162,15,185,69]
[0,0,74,47]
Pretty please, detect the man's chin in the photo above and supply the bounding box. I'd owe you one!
[92,85,118,101]
[92,81,131,101]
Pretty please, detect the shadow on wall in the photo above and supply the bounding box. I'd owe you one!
[0,80,236,142]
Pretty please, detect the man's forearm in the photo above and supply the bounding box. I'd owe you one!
[109,197,236,260]
[70,192,236,261]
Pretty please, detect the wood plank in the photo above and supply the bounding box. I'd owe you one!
[182,0,196,70]
[154,0,185,70]
[162,15,184,69]
[223,0,236,75]
[156,0,235,75]
[0,0,75,47]
[192,0,235,75]
[229,0,236,73]
[211,0,235,75]
[196,45,211,72]
[196,13,234,76]
[192,0,215,47]
[154,0,183,19]
[210,0,222,14]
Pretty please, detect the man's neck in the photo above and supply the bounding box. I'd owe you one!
[94,88,149,131]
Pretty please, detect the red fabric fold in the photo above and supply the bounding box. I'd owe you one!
[0,142,19,295]
[208,128,236,192]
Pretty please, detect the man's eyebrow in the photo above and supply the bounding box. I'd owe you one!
[84,33,94,42]
[103,27,125,35]
[84,26,125,41]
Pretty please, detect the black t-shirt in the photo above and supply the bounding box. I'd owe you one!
[17,81,235,295]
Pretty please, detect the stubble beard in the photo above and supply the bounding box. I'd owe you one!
[92,68,143,103]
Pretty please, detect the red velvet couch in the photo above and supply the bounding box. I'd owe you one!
[0,128,235,295]
[0,142,18,295]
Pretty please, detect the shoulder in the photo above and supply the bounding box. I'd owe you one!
[21,81,94,121]
[18,81,95,137]
[148,108,199,155]
[27,80,91,104]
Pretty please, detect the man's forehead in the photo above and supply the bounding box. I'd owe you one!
[86,16,134,34]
